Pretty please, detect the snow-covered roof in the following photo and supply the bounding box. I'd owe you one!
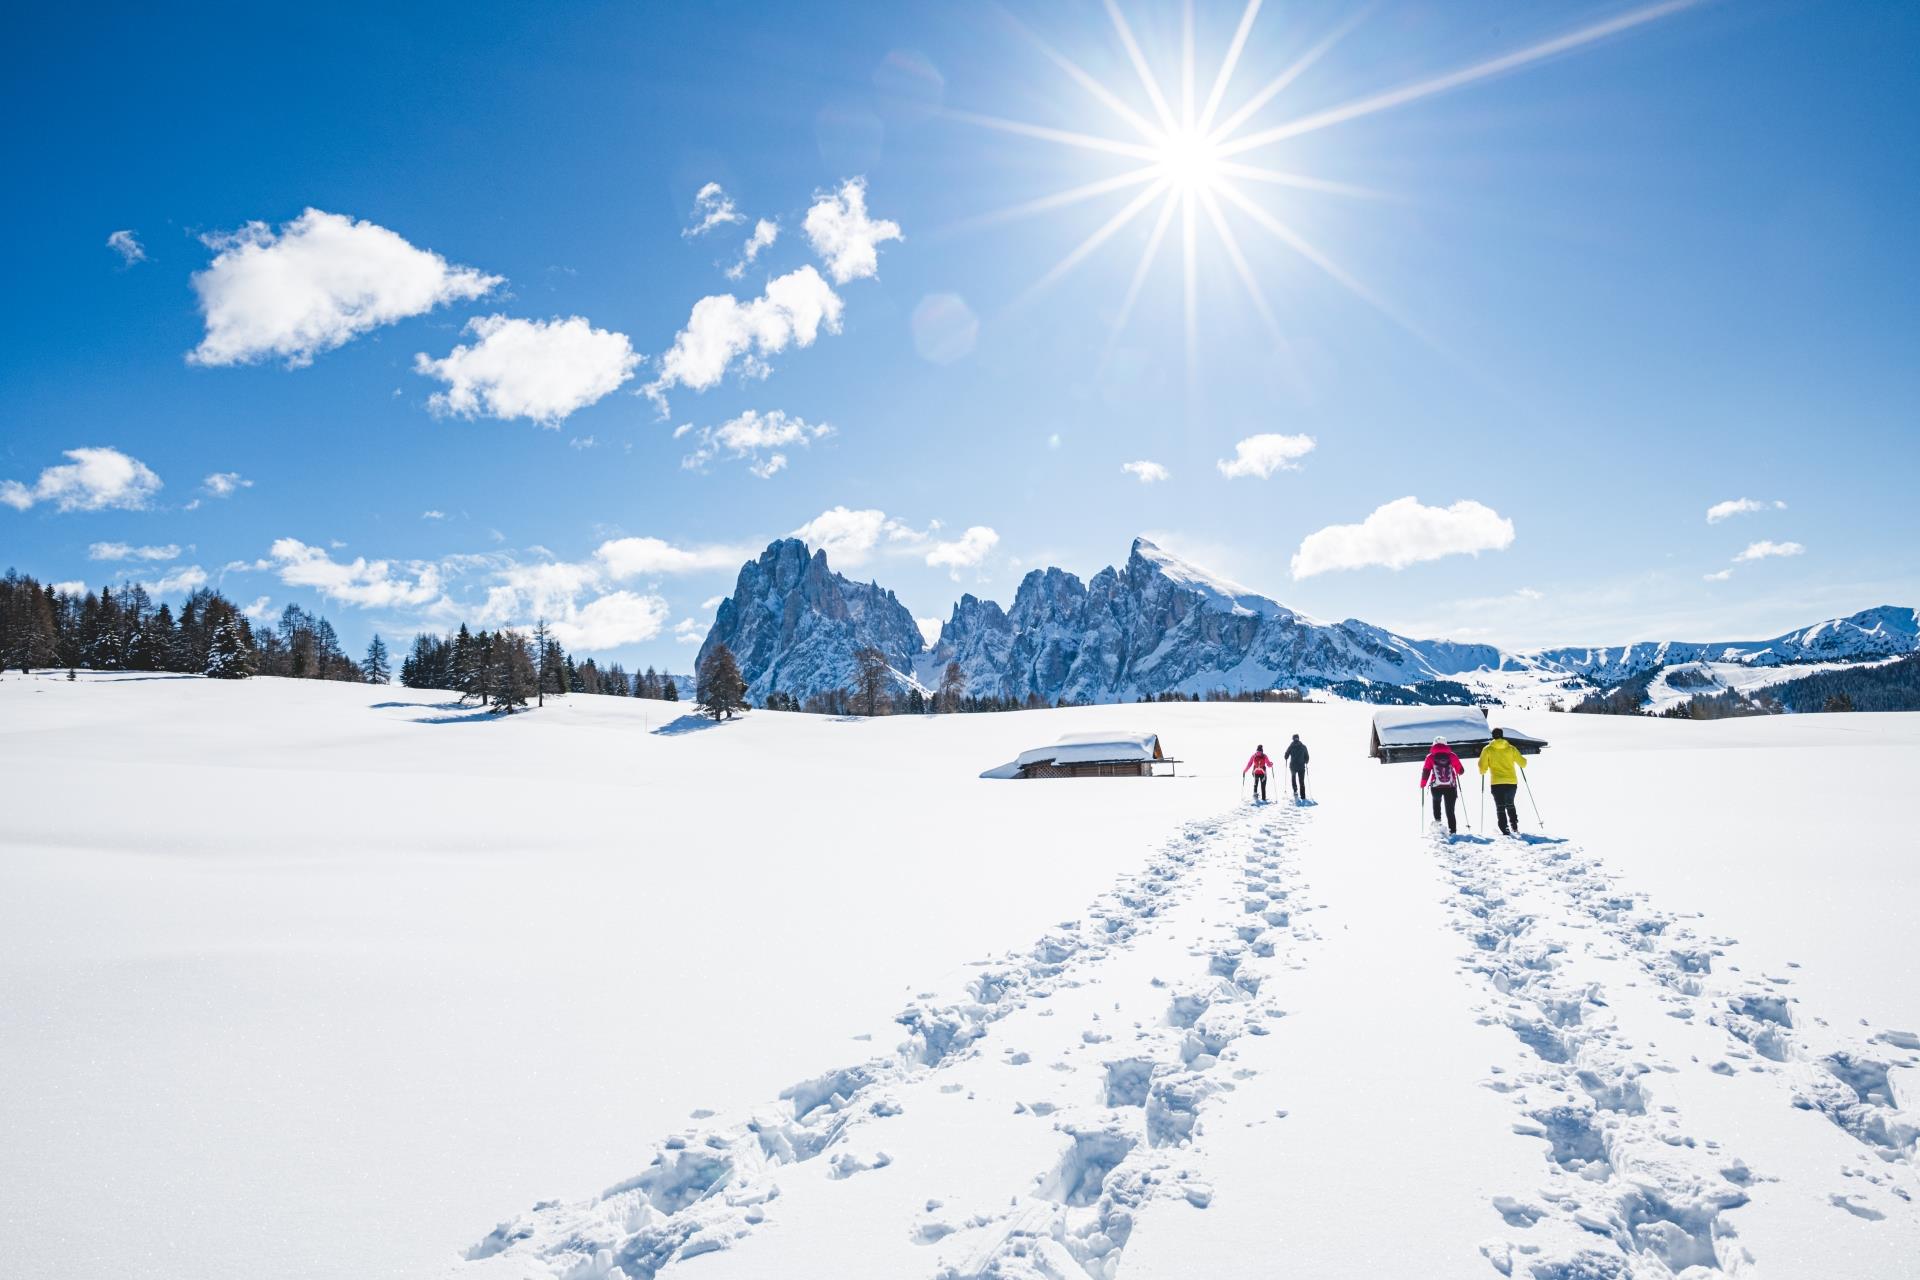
[1013,731,1162,768]
[1369,707,1546,761]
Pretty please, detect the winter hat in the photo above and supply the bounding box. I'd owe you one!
[1433,738,1448,747]
[1257,744,1265,751]
[1491,727,1506,739]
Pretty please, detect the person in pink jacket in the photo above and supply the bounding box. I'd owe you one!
[1244,744,1273,802]
[1420,738,1466,834]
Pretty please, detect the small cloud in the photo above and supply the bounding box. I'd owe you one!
[925,526,998,577]
[421,510,446,520]
[1,446,162,512]
[803,177,902,284]
[416,315,641,425]
[792,506,933,566]
[645,267,843,410]
[568,435,597,450]
[1122,460,1169,484]
[52,580,88,596]
[1706,497,1786,524]
[681,408,832,477]
[1291,496,1515,579]
[1703,568,1734,582]
[1733,539,1804,563]
[242,595,275,620]
[144,565,210,595]
[188,208,500,367]
[89,541,182,562]
[106,229,146,265]
[1217,433,1315,480]
[701,596,725,611]
[683,182,745,238]
[673,617,707,644]
[594,536,750,578]
[548,591,670,651]
[724,219,780,280]
[267,538,443,609]
[202,471,252,498]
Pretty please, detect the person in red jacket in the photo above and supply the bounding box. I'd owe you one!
[1244,744,1273,802]
[1420,738,1466,834]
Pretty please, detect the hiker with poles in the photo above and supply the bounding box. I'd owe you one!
[1419,737,1465,835]
[1243,744,1274,803]
[1479,726,1529,836]
[1283,734,1310,801]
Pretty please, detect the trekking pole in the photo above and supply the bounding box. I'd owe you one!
[1521,770,1545,828]
[1480,775,1487,831]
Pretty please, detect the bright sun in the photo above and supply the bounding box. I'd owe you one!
[948,0,1700,387]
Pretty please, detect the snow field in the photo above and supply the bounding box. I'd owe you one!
[4,673,1918,1279]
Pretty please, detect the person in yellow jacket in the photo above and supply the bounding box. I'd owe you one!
[1478,727,1528,836]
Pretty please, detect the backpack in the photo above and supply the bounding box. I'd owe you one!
[1431,755,1457,787]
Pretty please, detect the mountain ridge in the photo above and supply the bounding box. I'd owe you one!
[698,535,1916,706]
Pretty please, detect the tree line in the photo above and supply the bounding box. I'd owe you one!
[398,621,681,713]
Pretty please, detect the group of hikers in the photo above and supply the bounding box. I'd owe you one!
[1240,727,1532,836]
[1241,735,1309,803]
[1420,727,1529,836]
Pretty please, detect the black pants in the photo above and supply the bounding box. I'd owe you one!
[1429,785,1458,833]
[1491,783,1520,834]
[1252,772,1268,801]
[1290,767,1307,800]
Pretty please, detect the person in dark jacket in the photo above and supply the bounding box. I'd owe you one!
[1283,734,1309,800]
[1420,738,1465,834]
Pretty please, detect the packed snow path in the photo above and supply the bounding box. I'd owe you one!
[463,786,1920,1280]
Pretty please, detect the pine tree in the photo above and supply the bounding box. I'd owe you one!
[695,643,747,721]
[491,631,536,712]
[362,634,391,684]
[452,624,483,703]
[663,676,678,702]
[205,617,256,679]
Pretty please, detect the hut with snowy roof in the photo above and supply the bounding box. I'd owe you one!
[1368,707,1548,765]
[981,731,1178,780]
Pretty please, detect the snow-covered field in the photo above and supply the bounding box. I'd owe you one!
[4,673,1917,1279]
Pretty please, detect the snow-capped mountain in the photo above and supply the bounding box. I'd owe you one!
[697,538,924,702]
[700,537,1917,706]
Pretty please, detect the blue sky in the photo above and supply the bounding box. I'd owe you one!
[4,0,1916,669]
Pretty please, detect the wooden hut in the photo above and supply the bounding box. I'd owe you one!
[981,731,1179,779]
[1368,707,1548,765]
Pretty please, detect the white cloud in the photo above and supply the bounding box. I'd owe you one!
[549,592,671,651]
[725,219,780,281]
[89,541,182,562]
[1733,539,1805,563]
[683,182,744,238]
[144,565,209,595]
[421,509,446,520]
[681,408,833,476]
[647,266,843,406]
[568,435,596,450]
[1706,497,1786,524]
[52,580,88,596]
[416,314,641,425]
[1122,460,1170,484]
[925,526,999,577]
[673,617,707,645]
[267,537,444,608]
[242,595,275,620]
[594,536,748,578]
[1703,569,1734,582]
[701,595,726,611]
[1290,496,1516,579]
[803,178,902,284]
[791,506,932,567]
[106,229,146,265]
[203,471,252,497]
[1216,433,1316,480]
[189,208,500,367]
[1,446,162,512]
